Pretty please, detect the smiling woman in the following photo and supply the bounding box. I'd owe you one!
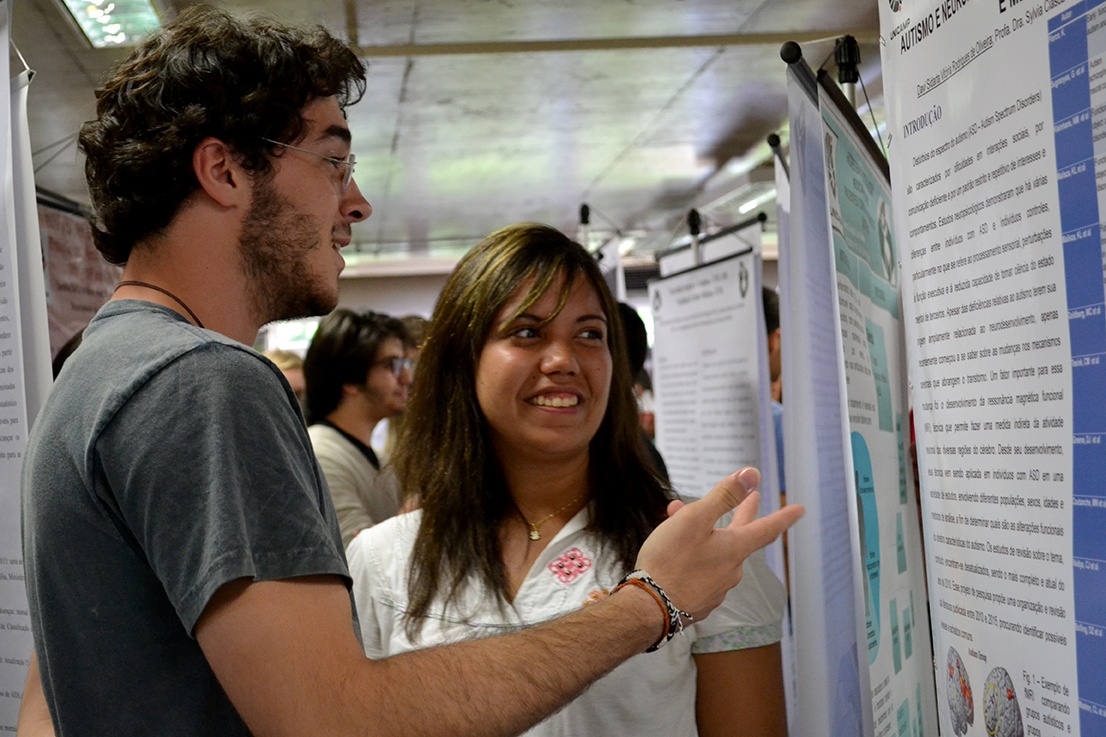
[475,271,612,474]
[346,223,790,737]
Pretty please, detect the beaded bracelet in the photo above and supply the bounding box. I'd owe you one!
[613,569,694,652]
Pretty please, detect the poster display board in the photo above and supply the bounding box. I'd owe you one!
[880,0,1106,733]
[0,0,35,729]
[649,250,777,504]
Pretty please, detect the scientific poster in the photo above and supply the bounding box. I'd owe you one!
[820,88,938,737]
[880,0,1106,733]
[649,250,776,503]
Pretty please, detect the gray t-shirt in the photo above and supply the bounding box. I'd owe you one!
[22,301,352,735]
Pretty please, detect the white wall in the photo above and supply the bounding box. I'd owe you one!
[336,272,449,318]
[334,255,777,319]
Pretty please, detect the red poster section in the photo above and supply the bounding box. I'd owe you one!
[38,206,119,359]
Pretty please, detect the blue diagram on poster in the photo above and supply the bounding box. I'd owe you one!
[851,431,880,663]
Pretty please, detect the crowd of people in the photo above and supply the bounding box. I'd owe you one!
[17,6,803,737]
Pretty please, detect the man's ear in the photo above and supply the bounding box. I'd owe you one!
[192,137,250,207]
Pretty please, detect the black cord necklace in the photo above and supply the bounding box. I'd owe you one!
[115,280,205,329]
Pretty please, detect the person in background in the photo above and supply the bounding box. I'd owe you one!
[763,287,784,493]
[51,330,85,379]
[762,286,790,588]
[634,367,658,438]
[617,302,668,483]
[262,348,306,407]
[381,314,430,460]
[303,309,410,547]
[348,224,791,737]
[18,7,803,736]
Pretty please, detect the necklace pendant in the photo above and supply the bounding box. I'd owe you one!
[528,529,541,541]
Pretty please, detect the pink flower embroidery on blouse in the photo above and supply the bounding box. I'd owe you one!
[548,547,593,584]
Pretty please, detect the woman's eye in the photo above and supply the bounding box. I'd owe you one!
[580,328,605,340]
[513,326,539,339]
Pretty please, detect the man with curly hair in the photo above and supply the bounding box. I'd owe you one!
[18,7,802,737]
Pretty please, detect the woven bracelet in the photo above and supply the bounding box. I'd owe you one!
[615,569,694,652]
[613,578,669,651]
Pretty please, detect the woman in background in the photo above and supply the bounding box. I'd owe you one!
[347,223,788,736]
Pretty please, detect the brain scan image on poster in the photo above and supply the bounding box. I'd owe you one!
[984,667,1024,737]
[947,647,974,737]
[851,431,881,664]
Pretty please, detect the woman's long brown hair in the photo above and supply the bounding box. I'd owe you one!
[394,223,671,638]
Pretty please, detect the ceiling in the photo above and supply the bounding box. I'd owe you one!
[11,0,885,275]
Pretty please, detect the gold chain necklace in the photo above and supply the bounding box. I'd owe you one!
[517,495,584,541]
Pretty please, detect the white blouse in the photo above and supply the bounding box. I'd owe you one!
[347,508,786,737]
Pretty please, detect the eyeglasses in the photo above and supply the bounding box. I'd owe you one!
[259,137,356,191]
[376,356,414,378]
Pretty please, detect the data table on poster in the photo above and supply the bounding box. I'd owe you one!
[1049,1,1106,724]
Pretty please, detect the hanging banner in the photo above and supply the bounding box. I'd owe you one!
[783,65,870,737]
[880,0,1105,734]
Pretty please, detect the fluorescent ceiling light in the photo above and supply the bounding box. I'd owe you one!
[60,0,161,48]
[738,187,777,215]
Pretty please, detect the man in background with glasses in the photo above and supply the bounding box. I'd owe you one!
[18,6,803,737]
[303,309,412,547]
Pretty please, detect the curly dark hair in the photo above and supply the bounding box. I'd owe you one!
[78,5,366,265]
[396,223,672,637]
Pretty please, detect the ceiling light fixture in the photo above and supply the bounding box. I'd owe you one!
[738,188,777,215]
[59,0,161,48]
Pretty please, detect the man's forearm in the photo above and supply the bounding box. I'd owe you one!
[16,653,55,737]
[352,584,663,737]
[196,472,802,737]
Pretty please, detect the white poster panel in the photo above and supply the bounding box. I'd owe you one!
[819,88,939,737]
[772,135,800,737]
[594,235,626,302]
[702,221,764,265]
[775,151,792,281]
[879,0,1103,734]
[783,68,870,737]
[658,245,697,277]
[649,250,771,501]
[14,77,51,429]
[657,221,765,279]
[0,0,35,730]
